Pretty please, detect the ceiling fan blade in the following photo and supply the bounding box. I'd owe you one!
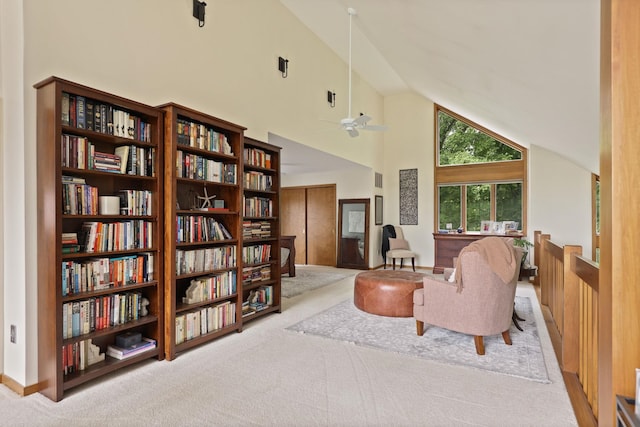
[347,128,359,137]
[353,114,371,127]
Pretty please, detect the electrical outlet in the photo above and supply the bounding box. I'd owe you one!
[10,325,17,343]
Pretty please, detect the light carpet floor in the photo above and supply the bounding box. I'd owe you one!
[287,295,549,383]
[0,267,577,426]
[281,265,352,298]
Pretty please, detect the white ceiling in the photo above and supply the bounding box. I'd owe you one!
[279,0,601,174]
[269,132,368,175]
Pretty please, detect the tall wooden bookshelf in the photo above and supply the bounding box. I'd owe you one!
[241,137,282,321]
[35,76,165,401]
[159,103,244,360]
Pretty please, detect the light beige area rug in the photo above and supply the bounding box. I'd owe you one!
[287,295,550,383]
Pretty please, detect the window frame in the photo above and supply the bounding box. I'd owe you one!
[592,173,600,262]
[434,104,528,233]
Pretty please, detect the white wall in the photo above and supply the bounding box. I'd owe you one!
[529,144,592,256]
[2,0,29,385]
[382,92,435,269]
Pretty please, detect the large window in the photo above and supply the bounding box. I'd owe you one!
[435,105,527,232]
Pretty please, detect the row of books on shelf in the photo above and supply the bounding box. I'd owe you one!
[176,118,233,154]
[243,171,273,191]
[242,220,271,239]
[241,265,271,285]
[79,220,153,253]
[62,92,152,142]
[175,215,232,244]
[106,335,157,360]
[118,189,153,216]
[242,286,273,317]
[182,271,237,304]
[61,253,154,296]
[62,339,105,375]
[242,244,272,264]
[175,245,237,275]
[244,147,272,169]
[62,291,147,339]
[61,135,155,176]
[62,178,98,215]
[176,150,237,184]
[63,178,153,216]
[175,301,236,345]
[243,196,273,217]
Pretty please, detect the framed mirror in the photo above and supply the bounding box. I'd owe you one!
[337,198,370,269]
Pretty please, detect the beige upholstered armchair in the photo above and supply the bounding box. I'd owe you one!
[381,225,416,271]
[413,237,521,355]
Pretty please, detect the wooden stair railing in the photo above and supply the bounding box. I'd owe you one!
[535,230,599,425]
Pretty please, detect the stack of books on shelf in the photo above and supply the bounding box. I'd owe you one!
[62,291,147,338]
[79,220,153,253]
[176,118,232,154]
[241,265,271,285]
[242,221,271,239]
[242,196,273,217]
[62,338,105,375]
[243,147,272,168]
[243,171,272,191]
[174,301,237,344]
[62,93,152,141]
[175,245,237,275]
[61,253,154,296]
[106,332,156,360]
[93,151,121,173]
[176,216,232,243]
[176,151,236,183]
[243,286,273,316]
[62,175,98,215]
[242,244,271,265]
[62,232,80,254]
[118,189,153,216]
[181,271,237,304]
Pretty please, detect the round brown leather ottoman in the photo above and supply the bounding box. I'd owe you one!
[354,270,426,317]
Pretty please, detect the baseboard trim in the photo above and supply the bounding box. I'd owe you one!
[1,373,40,397]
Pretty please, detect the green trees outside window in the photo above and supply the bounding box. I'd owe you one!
[438,111,521,166]
[435,106,527,232]
[438,186,461,229]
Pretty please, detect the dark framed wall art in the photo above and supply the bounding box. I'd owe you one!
[375,195,383,225]
[399,168,418,225]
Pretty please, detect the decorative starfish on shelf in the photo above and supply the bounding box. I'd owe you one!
[197,187,216,209]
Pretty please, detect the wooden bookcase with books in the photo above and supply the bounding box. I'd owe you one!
[34,76,164,401]
[241,137,282,321]
[159,103,244,360]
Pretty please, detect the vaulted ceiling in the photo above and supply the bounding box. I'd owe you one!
[280,0,600,174]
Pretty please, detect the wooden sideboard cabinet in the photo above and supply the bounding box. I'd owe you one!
[432,232,523,274]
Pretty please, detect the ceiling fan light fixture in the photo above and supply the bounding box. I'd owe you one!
[337,7,386,138]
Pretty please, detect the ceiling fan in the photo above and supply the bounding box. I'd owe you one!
[339,7,387,138]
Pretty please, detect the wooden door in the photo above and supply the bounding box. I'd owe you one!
[281,187,306,264]
[307,186,336,266]
[281,185,336,266]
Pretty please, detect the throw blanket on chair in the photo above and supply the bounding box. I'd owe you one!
[381,224,397,262]
[454,237,517,292]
